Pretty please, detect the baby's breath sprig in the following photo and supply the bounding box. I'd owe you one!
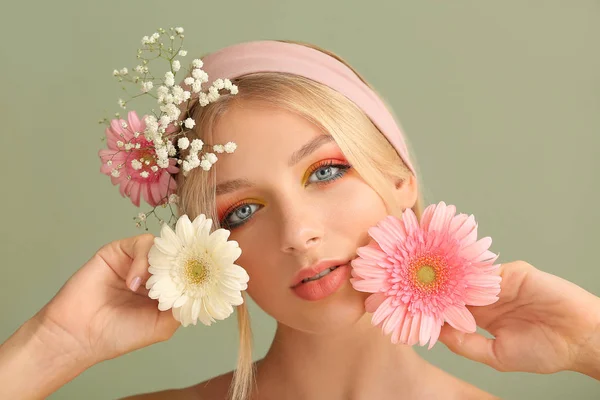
[98,26,239,230]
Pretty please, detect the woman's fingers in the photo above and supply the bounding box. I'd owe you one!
[438,324,501,371]
[124,234,155,296]
[97,233,155,296]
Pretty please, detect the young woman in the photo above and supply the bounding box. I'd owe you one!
[1,40,598,400]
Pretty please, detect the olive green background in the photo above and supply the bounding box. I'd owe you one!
[1,0,599,399]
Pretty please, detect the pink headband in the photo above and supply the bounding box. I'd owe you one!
[199,40,416,176]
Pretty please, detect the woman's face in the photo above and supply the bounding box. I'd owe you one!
[211,101,416,334]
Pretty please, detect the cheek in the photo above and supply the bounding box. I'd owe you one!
[324,176,388,238]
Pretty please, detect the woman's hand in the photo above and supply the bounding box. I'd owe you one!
[37,233,180,365]
[439,260,600,378]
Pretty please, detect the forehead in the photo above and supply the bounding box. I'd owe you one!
[211,103,327,177]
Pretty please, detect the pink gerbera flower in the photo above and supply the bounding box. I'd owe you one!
[98,111,180,207]
[350,201,501,349]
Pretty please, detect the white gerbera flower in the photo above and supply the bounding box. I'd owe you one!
[146,214,249,327]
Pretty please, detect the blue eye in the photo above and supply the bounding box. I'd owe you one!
[306,163,349,184]
[221,161,351,229]
[222,203,261,229]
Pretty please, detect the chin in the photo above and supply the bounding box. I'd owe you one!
[275,284,371,335]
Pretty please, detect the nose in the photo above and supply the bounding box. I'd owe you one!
[278,200,324,254]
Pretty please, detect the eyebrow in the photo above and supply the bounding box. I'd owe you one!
[215,134,335,196]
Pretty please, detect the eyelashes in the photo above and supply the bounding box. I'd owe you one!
[219,159,352,230]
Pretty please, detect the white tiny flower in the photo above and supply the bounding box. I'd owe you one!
[170,35,175,40]
[152,32,160,40]
[131,159,143,170]
[182,91,191,101]
[192,59,203,68]
[160,103,180,120]
[164,71,175,87]
[184,77,195,86]
[140,171,150,178]
[182,160,191,172]
[191,80,202,93]
[157,85,169,98]
[191,68,205,80]
[118,98,126,109]
[213,79,225,90]
[172,85,183,97]
[178,50,187,56]
[135,143,141,149]
[168,194,179,204]
[120,67,128,75]
[134,132,140,138]
[200,160,212,171]
[116,141,124,147]
[156,146,168,160]
[175,27,184,34]
[151,165,159,172]
[213,144,224,153]
[178,137,190,150]
[111,169,121,177]
[157,158,169,168]
[230,85,239,95]
[164,94,175,105]
[167,142,177,157]
[107,160,113,166]
[189,152,200,165]
[124,143,134,151]
[135,65,145,74]
[198,92,209,106]
[113,69,120,76]
[141,36,150,45]
[172,60,181,72]
[138,212,147,221]
[159,115,172,128]
[184,118,196,129]
[190,139,204,151]
[224,142,237,153]
[207,90,220,102]
[205,153,218,164]
[141,81,153,93]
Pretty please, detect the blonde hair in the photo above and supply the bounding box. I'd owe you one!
[175,41,423,400]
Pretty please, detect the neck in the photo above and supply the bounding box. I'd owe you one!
[256,313,431,400]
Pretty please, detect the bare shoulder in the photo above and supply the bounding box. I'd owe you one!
[118,371,234,400]
[119,387,198,400]
[420,364,501,400]
[187,370,235,400]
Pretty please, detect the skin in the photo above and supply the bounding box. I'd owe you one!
[0,101,598,400]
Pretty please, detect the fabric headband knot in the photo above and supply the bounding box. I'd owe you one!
[195,40,416,176]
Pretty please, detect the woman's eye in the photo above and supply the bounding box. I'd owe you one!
[223,203,261,228]
[306,164,348,184]
[222,162,350,229]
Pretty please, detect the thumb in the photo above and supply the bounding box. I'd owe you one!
[438,324,501,370]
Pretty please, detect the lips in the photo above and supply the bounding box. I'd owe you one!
[290,259,350,288]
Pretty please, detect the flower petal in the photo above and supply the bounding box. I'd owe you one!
[364,293,386,313]
[459,237,492,261]
[443,305,476,332]
[175,215,195,246]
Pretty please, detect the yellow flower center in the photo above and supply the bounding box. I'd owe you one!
[416,265,436,284]
[184,256,211,285]
[409,254,448,294]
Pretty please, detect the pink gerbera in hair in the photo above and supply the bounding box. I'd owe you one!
[350,201,501,349]
[98,111,180,207]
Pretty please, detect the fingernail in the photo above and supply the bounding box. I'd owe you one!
[129,277,142,292]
